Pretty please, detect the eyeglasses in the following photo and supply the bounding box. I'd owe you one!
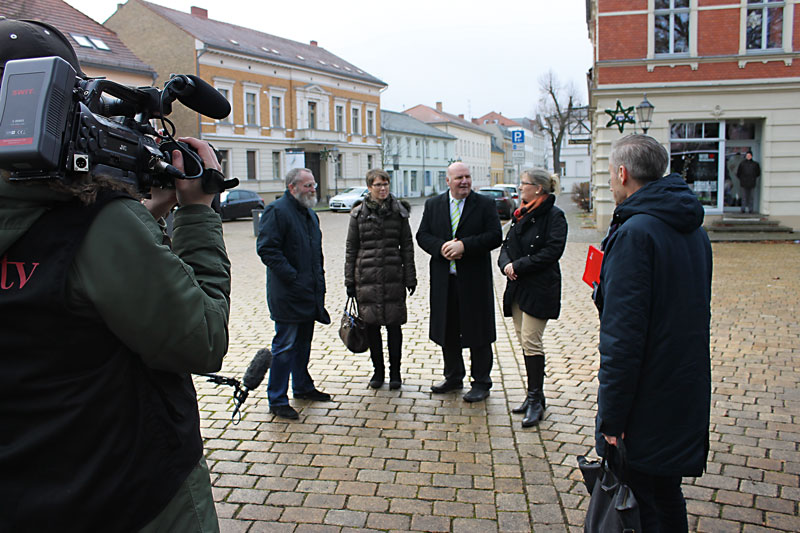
[371,182,390,188]
[301,182,318,190]
[520,181,535,187]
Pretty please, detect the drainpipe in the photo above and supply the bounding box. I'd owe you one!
[196,46,207,138]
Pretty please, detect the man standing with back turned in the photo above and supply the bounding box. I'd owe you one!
[594,135,712,531]
[257,168,332,420]
[416,162,502,402]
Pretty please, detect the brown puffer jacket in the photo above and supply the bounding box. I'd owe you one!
[345,195,416,326]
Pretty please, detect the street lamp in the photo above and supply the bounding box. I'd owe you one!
[332,146,340,195]
[636,94,654,134]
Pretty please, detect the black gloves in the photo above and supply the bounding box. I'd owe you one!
[407,286,416,296]
[346,285,356,298]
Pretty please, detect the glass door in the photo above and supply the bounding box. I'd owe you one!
[724,121,760,213]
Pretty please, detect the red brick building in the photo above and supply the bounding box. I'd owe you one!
[588,0,800,231]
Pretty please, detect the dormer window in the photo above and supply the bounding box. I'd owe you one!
[71,34,111,51]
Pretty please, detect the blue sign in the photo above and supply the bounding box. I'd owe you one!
[512,130,525,144]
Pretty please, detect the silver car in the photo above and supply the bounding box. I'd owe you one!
[329,187,369,212]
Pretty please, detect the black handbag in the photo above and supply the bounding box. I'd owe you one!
[338,297,368,353]
[578,440,642,533]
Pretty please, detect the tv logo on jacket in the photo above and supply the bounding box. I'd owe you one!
[0,254,39,289]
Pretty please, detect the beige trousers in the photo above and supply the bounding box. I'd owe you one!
[511,302,548,357]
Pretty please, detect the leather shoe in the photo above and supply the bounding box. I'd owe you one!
[463,387,490,403]
[294,389,332,401]
[430,380,463,393]
[270,404,299,420]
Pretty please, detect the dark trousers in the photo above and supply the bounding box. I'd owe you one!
[443,275,493,389]
[625,468,688,533]
[741,186,755,213]
[365,324,402,370]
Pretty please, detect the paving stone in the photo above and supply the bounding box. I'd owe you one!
[202,210,800,532]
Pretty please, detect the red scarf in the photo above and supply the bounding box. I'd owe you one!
[513,194,547,221]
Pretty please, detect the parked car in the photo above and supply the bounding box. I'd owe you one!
[219,189,265,221]
[478,187,514,219]
[495,183,520,208]
[329,186,369,212]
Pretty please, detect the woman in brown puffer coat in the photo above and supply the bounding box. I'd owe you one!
[345,169,416,390]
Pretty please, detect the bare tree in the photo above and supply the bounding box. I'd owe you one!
[537,70,580,177]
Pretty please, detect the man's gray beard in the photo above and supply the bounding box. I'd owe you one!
[293,190,318,209]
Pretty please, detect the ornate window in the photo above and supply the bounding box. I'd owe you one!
[654,0,690,54]
[746,0,784,51]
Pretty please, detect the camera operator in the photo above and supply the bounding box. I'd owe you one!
[0,19,230,533]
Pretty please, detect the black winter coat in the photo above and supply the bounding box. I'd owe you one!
[344,196,417,326]
[416,191,502,347]
[498,194,567,319]
[737,158,760,188]
[594,174,712,477]
[256,190,330,324]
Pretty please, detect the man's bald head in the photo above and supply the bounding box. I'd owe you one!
[446,162,472,200]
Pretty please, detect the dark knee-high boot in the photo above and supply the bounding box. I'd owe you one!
[522,355,545,427]
[367,325,384,389]
[388,325,402,390]
[512,352,532,413]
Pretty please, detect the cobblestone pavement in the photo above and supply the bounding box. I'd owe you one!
[198,197,799,532]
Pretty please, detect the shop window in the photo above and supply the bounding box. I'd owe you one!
[726,122,756,140]
[670,121,722,207]
[746,0,784,51]
[655,0,690,55]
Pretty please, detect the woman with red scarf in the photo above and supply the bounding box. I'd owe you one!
[498,169,568,427]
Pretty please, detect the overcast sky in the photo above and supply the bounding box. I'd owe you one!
[65,0,593,120]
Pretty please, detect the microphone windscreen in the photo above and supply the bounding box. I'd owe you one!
[242,348,272,391]
[177,75,231,120]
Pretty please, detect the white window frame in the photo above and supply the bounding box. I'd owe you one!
[351,103,362,134]
[365,106,377,136]
[272,151,282,180]
[335,102,346,132]
[269,87,287,129]
[652,0,692,56]
[307,101,318,130]
[744,0,786,52]
[246,149,259,180]
[213,78,235,123]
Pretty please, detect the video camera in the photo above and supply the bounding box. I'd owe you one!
[0,55,237,193]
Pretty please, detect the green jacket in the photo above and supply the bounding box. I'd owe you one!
[0,177,231,373]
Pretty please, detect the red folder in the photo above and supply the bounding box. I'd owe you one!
[582,245,603,288]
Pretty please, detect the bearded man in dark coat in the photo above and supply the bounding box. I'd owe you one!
[416,162,502,402]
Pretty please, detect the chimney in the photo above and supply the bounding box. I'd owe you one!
[458,114,464,119]
[191,6,208,18]
[310,40,318,47]
[435,101,442,112]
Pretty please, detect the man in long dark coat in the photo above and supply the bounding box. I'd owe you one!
[416,162,502,402]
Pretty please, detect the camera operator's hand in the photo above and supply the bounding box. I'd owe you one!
[173,137,220,207]
[142,186,177,220]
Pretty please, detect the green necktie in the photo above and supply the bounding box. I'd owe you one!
[450,199,462,272]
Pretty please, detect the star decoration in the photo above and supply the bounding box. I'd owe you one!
[605,100,636,133]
